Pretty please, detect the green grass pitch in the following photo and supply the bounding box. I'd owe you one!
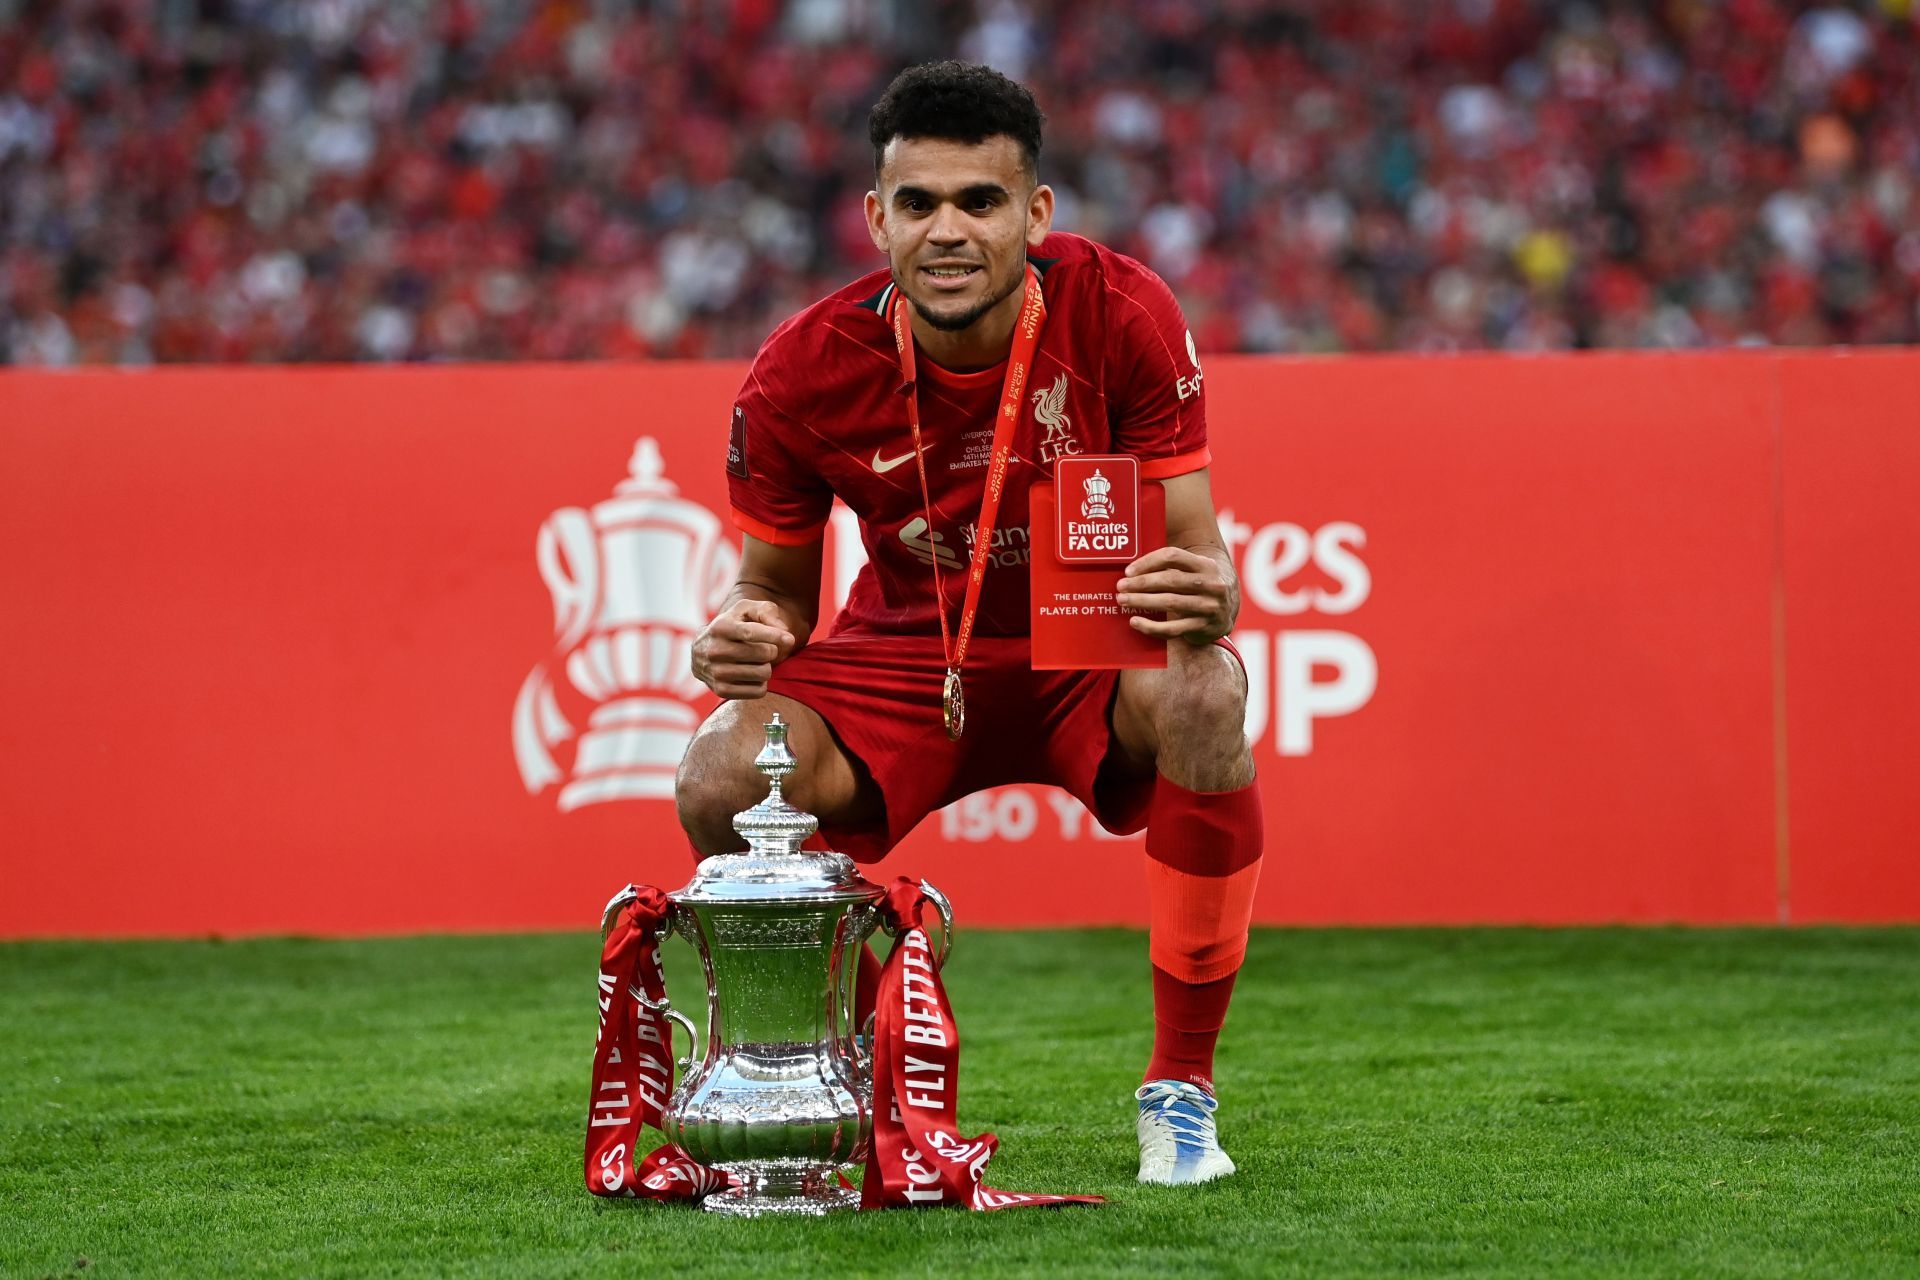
[3,927,1916,1278]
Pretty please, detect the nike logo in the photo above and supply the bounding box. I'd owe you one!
[872,448,917,473]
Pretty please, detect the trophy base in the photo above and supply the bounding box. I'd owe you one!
[701,1162,860,1217]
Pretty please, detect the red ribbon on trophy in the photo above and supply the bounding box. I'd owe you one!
[862,877,1103,1211]
[584,888,738,1201]
[584,879,1099,1210]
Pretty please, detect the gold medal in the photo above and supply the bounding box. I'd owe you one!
[942,668,966,741]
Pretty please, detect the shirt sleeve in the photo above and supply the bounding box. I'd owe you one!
[725,369,833,545]
[1103,254,1212,480]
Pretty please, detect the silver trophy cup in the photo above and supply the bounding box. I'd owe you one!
[604,714,952,1216]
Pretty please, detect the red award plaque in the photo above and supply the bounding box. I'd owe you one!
[1030,456,1167,670]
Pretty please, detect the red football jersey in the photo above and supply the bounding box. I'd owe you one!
[726,232,1210,637]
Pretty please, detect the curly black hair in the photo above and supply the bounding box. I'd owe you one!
[867,61,1044,179]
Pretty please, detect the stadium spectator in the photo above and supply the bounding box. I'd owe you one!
[1,0,1915,364]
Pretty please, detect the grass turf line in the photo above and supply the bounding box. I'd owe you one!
[1,928,1916,1278]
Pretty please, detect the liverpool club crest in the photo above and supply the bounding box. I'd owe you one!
[1034,373,1080,464]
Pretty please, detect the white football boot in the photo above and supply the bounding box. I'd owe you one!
[1135,1079,1237,1185]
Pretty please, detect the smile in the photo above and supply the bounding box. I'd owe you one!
[921,265,982,289]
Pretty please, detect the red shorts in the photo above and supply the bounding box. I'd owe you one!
[766,621,1145,862]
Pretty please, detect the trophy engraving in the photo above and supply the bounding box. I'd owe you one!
[707,914,828,949]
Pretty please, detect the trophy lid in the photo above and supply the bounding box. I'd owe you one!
[672,714,881,906]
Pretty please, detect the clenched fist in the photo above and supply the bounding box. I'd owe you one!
[692,598,800,699]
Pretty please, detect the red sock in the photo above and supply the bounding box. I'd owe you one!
[1142,775,1263,1090]
[1147,966,1240,1090]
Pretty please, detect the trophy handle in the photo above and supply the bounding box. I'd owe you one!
[601,888,705,1073]
[634,990,704,1074]
[919,880,955,969]
[599,885,639,941]
[852,1010,877,1079]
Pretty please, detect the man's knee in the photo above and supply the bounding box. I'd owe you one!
[676,694,875,856]
[1160,644,1248,740]
[1126,644,1253,792]
[675,702,770,855]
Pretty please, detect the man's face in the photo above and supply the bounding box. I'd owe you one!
[865,134,1054,333]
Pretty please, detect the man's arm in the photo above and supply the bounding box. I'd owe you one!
[691,534,824,698]
[1115,468,1240,643]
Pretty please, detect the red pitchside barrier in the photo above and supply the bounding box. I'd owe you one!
[1,350,1915,937]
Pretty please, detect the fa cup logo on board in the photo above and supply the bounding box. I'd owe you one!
[1080,468,1113,520]
[1033,372,1080,464]
[513,438,738,810]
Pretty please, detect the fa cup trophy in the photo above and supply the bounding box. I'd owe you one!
[602,715,952,1216]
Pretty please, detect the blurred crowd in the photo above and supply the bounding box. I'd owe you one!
[2,0,1916,364]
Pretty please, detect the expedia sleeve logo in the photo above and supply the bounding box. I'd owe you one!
[1177,329,1204,402]
[726,405,750,479]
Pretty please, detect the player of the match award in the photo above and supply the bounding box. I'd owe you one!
[1029,455,1169,670]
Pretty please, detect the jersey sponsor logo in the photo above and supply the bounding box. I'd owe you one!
[899,516,963,569]
[726,406,749,478]
[872,447,917,474]
[966,521,1031,569]
[1177,330,1204,402]
[513,438,738,810]
[899,517,1032,571]
[1033,373,1080,465]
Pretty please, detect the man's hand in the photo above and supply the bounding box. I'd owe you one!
[1116,545,1238,643]
[692,599,799,699]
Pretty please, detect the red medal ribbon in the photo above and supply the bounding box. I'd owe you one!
[584,887,739,1200]
[861,877,1103,1211]
[890,267,1047,730]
